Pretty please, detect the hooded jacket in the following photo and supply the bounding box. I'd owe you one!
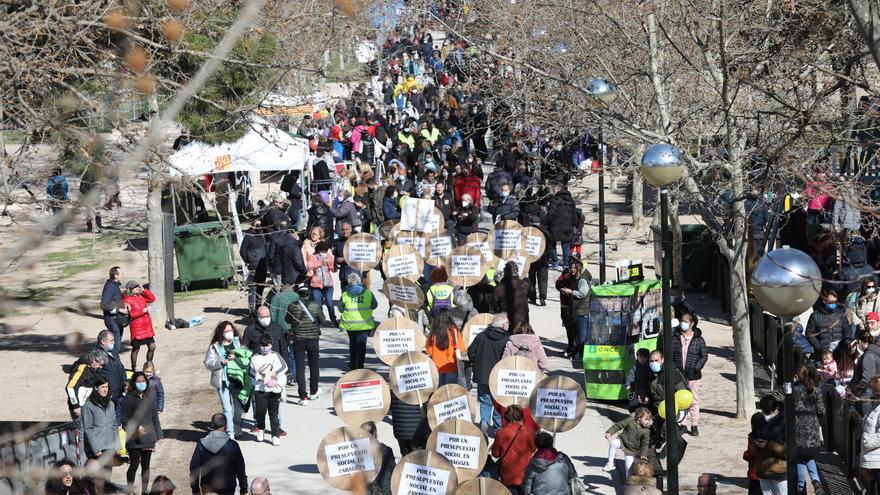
[123,289,156,341]
[82,394,120,456]
[189,430,248,494]
[805,301,848,352]
[306,202,334,236]
[331,197,361,232]
[657,327,709,380]
[503,334,548,371]
[242,321,289,363]
[837,238,877,297]
[521,449,577,495]
[852,342,880,397]
[467,325,510,385]
[544,190,577,243]
[449,291,478,329]
[493,276,530,327]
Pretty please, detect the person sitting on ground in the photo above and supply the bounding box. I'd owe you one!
[521,430,578,495]
[189,413,248,495]
[362,421,395,495]
[624,460,662,495]
[502,321,548,372]
[603,406,652,475]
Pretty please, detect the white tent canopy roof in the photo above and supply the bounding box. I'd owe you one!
[168,123,309,176]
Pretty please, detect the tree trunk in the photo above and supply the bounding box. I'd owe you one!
[670,201,683,288]
[849,0,880,72]
[146,93,168,327]
[631,164,644,228]
[729,242,756,419]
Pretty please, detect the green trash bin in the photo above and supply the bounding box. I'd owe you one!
[650,224,714,287]
[173,221,235,290]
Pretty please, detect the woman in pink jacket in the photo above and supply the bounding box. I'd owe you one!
[308,241,338,326]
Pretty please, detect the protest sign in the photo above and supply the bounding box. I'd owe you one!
[382,277,425,311]
[400,197,445,233]
[464,232,497,265]
[343,233,383,271]
[528,375,586,433]
[448,246,488,288]
[490,220,523,258]
[389,351,438,405]
[488,356,544,408]
[382,244,424,281]
[426,384,477,429]
[427,420,487,481]
[522,226,546,263]
[390,450,458,495]
[378,219,400,240]
[461,313,494,348]
[316,427,383,490]
[332,370,391,427]
[397,230,429,257]
[495,251,531,279]
[426,233,454,268]
[454,478,512,495]
[373,316,425,365]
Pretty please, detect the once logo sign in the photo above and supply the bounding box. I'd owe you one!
[324,438,376,477]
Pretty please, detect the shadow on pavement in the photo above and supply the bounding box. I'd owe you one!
[288,464,320,474]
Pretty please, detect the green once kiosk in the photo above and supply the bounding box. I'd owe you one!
[582,279,663,400]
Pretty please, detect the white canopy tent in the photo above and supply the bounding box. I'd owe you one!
[168,124,309,176]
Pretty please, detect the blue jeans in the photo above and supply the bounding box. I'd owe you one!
[439,372,458,386]
[797,455,819,488]
[311,287,337,323]
[577,315,589,348]
[103,313,122,356]
[548,241,572,268]
[218,381,243,437]
[477,384,501,430]
[287,343,297,378]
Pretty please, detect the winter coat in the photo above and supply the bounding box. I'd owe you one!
[367,442,395,495]
[383,196,401,220]
[544,190,577,243]
[502,334,548,371]
[97,347,126,401]
[46,174,69,201]
[147,375,165,412]
[793,382,824,450]
[66,357,99,412]
[286,298,323,341]
[454,205,480,237]
[837,238,878,297]
[453,173,482,207]
[267,288,299,335]
[497,196,520,221]
[626,362,653,400]
[434,191,454,224]
[242,322,289,363]
[306,202,334,236]
[485,169,512,202]
[851,343,880,397]
[805,302,848,353]
[833,198,861,231]
[123,289,156,341]
[370,186,387,224]
[100,279,123,314]
[121,391,162,449]
[331,198,361,232]
[656,328,709,380]
[204,338,241,390]
[239,228,267,269]
[491,422,536,486]
[521,449,577,495]
[82,396,119,456]
[308,252,336,288]
[493,277,531,327]
[861,403,880,469]
[648,367,689,405]
[390,393,425,441]
[189,430,248,494]
[467,325,510,385]
[269,232,307,286]
[751,410,787,479]
[249,351,288,394]
[605,416,650,458]
[449,291,478,330]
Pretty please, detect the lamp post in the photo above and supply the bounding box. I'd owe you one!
[641,143,684,494]
[751,248,822,495]
[586,78,617,283]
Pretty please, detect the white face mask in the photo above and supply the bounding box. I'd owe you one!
[871,329,880,338]
[763,412,777,421]
[258,317,271,327]
[680,322,690,332]
[223,331,234,341]
[868,288,877,295]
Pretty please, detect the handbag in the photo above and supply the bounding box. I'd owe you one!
[486,424,523,479]
[452,330,470,390]
[115,311,131,328]
[569,476,586,495]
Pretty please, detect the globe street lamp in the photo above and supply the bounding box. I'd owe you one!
[586,78,617,283]
[751,248,822,495]
[641,142,684,494]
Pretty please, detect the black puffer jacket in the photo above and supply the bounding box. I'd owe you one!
[805,301,848,353]
[837,238,878,297]
[657,327,709,380]
[239,227,266,269]
[268,232,307,285]
[390,393,426,442]
[467,325,510,385]
[306,202,334,236]
[544,190,576,243]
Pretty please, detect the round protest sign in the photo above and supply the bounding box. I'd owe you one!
[464,232,497,266]
[316,426,383,490]
[528,375,587,433]
[488,356,544,408]
[373,316,425,365]
[521,226,546,263]
[390,450,459,495]
[332,369,391,427]
[378,220,400,240]
[495,250,531,279]
[382,244,424,282]
[343,233,383,272]
[389,351,439,405]
[454,478,512,495]
[396,230,430,258]
[426,231,455,268]
[448,246,488,288]
[383,277,425,311]
[427,384,478,430]
[489,220,523,259]
[426,420,487,482]
[461,313,494,349]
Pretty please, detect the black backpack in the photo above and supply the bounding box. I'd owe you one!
[51,179,65,199]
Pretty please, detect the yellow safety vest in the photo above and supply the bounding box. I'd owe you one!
[485,267,497,287]
[427,283,456,312]
[340,290,375,331]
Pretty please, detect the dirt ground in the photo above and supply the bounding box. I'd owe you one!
[0,164,754,493]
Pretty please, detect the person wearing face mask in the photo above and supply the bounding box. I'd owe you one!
[850,278,880,334]
[850,329,880,415]
[805,289,848,355]
[750,395,787,494]
[204,321,249,439]
[242,307,290,376]
[647,350,689,448]
[248,334,287,446]
[453,164,482,209]
[453,193,479,245]
[382,186,402,220]
[121,372,162,495]
[656,313,708,436]
[81,378,120,478]
[496,183,520,221]
[95,330,125,427]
